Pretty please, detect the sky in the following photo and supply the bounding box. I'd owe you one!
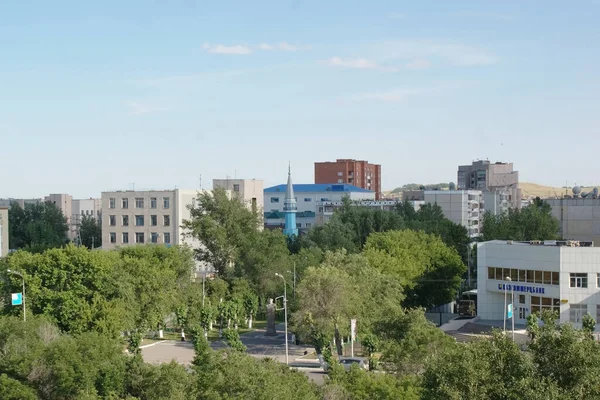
[1,1,600,199]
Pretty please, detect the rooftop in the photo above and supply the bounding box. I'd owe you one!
[483,240,594,247]
[264,183,373,193]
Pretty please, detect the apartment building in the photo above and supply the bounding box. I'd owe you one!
[424,190,484,238]
[314,159,382,200]
[0,206,8,257]
[101,189,200,250]
[457,160,521,208]
[264,183,374,232]
[546,196,600,246]
[212,179,264,214]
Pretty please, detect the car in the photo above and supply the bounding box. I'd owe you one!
[339,357,368,371]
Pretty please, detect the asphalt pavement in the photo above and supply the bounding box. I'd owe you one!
[141,324,326,384]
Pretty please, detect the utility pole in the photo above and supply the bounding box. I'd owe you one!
[275,273,289,365]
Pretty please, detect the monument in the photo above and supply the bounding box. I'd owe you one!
[265,298,277,336]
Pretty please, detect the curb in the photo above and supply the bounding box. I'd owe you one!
[140,341,163,349]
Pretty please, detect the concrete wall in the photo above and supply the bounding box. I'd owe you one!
[425,190,482,237]
[547,198,600,245]
[213,179,264,214]
[0,207,8,257]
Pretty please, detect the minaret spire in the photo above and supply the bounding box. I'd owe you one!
[283,163,298,237]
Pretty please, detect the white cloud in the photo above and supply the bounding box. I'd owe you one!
[405,59,431,70]
[125,101,167,116]
[322,57,399,72]
[256,42,311,52]
[349,88,427,103]
[378,40,497,66]
[258,43,274,51]
[202,43,252,55]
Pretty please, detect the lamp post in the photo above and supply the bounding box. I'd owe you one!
[275,273,289,365]
[7,269,25,322]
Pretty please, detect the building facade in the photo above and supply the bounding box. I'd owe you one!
[457,160,521,208]
[424,190,484,238]
[0,206,8,257]
[478,240,600,329]
[546,197,600,245]
[264,184,375,232]
[212,179,264,214]
[314,159,382,200]
[101,189,200,250]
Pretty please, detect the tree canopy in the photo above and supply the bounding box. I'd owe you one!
[8,201,69,252]
[482,199,560,241]
[78,215,102,249]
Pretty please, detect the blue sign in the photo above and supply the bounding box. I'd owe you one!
[11,293,22,306]
[498,283,545,294]
[507,303,513,319]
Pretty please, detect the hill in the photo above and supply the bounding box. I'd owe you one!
[519,182,595,199]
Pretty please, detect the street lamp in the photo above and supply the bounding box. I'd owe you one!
[275,273,289,365]
[7,269,25,322]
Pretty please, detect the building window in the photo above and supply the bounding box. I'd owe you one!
[122,198,128,209]
[135,198,144,208]
[337,172,343,176]
[337,179,343,183]
[296,223,301,228]
[151,233,159,243]
[552,272,559,285]
[306,223,312,228]
[570,273,588,288]
[304,198,312,202]
[122,232,129,244]
[151,215,157,226]
[233,184,240,192]
[318,207,323,212]
[135,215,144,226]
[110,232,116,243]
[320,198,329,201]
[488,267,494,279]
[519,295,525,304]
[163,197,170,209]
[109,198,116,209]
[109,215,116,226]
[164,215,170,226]
[135,232,144,243]
[164,232,171,244]
[570,304,587,324]
[150,197,157,209]
[597,273,600,288]
[531,296,561,316]
[251,198,257,213]
[271,197,280,203]
[122,215,129,226]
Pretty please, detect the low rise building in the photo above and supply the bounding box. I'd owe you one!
[0,206,8,257]
[263,183,374,232]
[478,240,599,328]
[101,189,200,250]
[212,179,264,214]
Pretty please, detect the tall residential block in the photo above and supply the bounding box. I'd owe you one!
[0,206,8,257]
[424,190,483,238]
[457,160,521,208]
[101,189,200,250]
[314,159,382,200]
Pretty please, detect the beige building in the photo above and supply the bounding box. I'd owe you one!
[212,179,264,214]
[546,197,600,245]
[0,206,8,257]
[457,160,521,208]
[101,189,201,250]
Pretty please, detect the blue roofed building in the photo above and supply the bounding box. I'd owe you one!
[264,182,375,233]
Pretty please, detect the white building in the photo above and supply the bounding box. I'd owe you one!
[101,189,200,250]
[477,240,600,328]
[546,197,600,246]
[0,206,8,257]
[263,183,375,232]
[424,190,483,238]
[212,179,264,214]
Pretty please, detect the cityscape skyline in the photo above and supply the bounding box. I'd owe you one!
[2,1,600,199]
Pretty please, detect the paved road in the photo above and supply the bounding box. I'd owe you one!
[141,325,326,384]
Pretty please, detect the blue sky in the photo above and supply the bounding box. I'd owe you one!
[1,1,600,198]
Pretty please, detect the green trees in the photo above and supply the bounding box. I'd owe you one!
[79,215,102,249]
[0,245,195,337]
[8,202,69,252]
[365,230,465,309]
[482,199,560,241]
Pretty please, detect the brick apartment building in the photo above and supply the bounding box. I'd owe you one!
[314,159,382,199]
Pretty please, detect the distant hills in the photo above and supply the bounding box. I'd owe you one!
[389,183,453,194]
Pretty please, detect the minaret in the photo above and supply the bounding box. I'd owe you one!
[283,164,298,237]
